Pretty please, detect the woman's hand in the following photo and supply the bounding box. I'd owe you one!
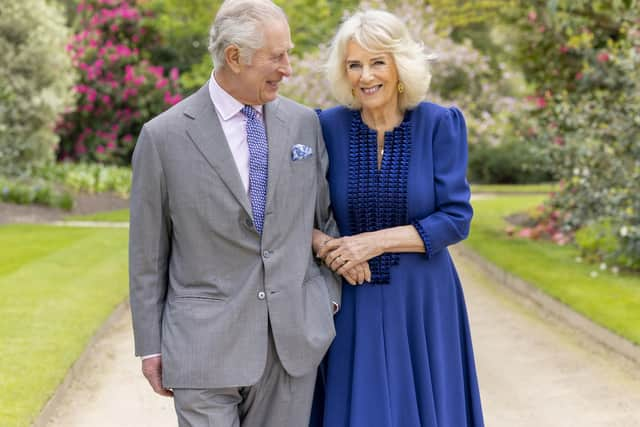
[341,261,372,285]
[318,233,384,276]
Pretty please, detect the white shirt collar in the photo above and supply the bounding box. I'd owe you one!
[208,71,263,121]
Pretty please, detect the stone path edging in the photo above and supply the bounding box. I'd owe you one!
[454,244,640,366]
[49,221,129,228]
[33,300,130,427]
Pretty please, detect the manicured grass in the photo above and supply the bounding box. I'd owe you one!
[471,183,557,194]
[467,195,640,345]
[64,208,129,222]
[0,224,129,427]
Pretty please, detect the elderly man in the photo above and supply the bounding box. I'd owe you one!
[128,0,341,425]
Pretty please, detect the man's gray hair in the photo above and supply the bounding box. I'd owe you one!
[208,0,287,68]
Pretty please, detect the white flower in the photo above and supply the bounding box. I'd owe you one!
[573,167,581,176]
[600,262,607,271]
[575,256,583,263]
[582,168,590,177]
[611,266,620,275]
[590,271,599,278]
[620,226,629,237]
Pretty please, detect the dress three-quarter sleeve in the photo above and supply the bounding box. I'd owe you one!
[411,107,473,258]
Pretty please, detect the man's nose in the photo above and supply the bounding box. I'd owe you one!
[279,53,292,77]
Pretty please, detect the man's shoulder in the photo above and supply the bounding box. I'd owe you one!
[273,95,317,120]
[144,84,208,131]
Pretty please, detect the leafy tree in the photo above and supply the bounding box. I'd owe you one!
[0,0,76,176]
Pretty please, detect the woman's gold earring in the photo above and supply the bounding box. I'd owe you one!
[351,88,356,97]
[397,82,405,94]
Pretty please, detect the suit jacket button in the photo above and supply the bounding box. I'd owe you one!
[245,218,253,228]
[262,250,271,258]
[257,291,266,300]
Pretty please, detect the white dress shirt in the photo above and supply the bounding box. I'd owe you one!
[208,72,265,193]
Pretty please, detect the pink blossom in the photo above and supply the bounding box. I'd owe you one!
[597,52,610,63]
[575,71,584,80]
[102,95,112,105]
[559,45,569,54]
[75,141,87,155]
[518,228,533,238]
[148,66,164,78]
[123,134,134,143]
[528,10,537,22]
[96,145,105,154]
[89,39,98,48]
[87,90,97,103]
[155,78,169,89]
[164,92,182,105]
[554,136,564,146]
[106,141,116,150]
[170,67,179,81]
[132,34,140,43]
[535,97,547,108]
[124,65,135,83]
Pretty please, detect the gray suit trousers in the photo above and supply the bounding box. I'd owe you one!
[172,327,316,427]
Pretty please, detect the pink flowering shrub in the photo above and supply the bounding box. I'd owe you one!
[57,0,182,164]
[504,1,640,269]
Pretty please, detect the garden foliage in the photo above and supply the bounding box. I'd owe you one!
[56,0,182,165]
[281,0,522,152]
[146,0,359,94]
[506,0,640,269]
[0,0,75,176]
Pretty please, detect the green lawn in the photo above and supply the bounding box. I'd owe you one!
[0,224,129,427]
[471,183,557,194]
[65,208,129,222]
[468,195,640,345]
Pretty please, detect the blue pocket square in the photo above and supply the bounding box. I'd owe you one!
[291,144,313,161]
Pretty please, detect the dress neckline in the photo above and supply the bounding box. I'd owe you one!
[353,109,413,136]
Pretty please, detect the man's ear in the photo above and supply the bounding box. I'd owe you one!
[224,45,242,73]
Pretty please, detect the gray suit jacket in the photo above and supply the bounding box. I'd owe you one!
[129,83,340,388]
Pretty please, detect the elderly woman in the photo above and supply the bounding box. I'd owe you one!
[310,9,484,427]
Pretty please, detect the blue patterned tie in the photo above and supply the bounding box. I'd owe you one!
[242,105,268,234]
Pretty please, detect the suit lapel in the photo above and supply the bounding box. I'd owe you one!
[184,84,252,217]
[264,98,289,213]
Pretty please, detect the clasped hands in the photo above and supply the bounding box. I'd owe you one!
[313,230,382,285]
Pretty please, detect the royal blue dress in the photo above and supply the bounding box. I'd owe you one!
[310,103,484,427]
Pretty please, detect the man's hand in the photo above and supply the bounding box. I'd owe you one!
[142,355,173,397]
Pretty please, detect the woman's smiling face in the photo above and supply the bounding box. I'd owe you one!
[345,40,399,114]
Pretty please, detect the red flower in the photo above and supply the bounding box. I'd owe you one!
[575,71,584,80]
[597,52,610,63]
[559,45,569,54]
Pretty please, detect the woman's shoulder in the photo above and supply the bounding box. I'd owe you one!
[317,105,352,121]
[411,101,464,122]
